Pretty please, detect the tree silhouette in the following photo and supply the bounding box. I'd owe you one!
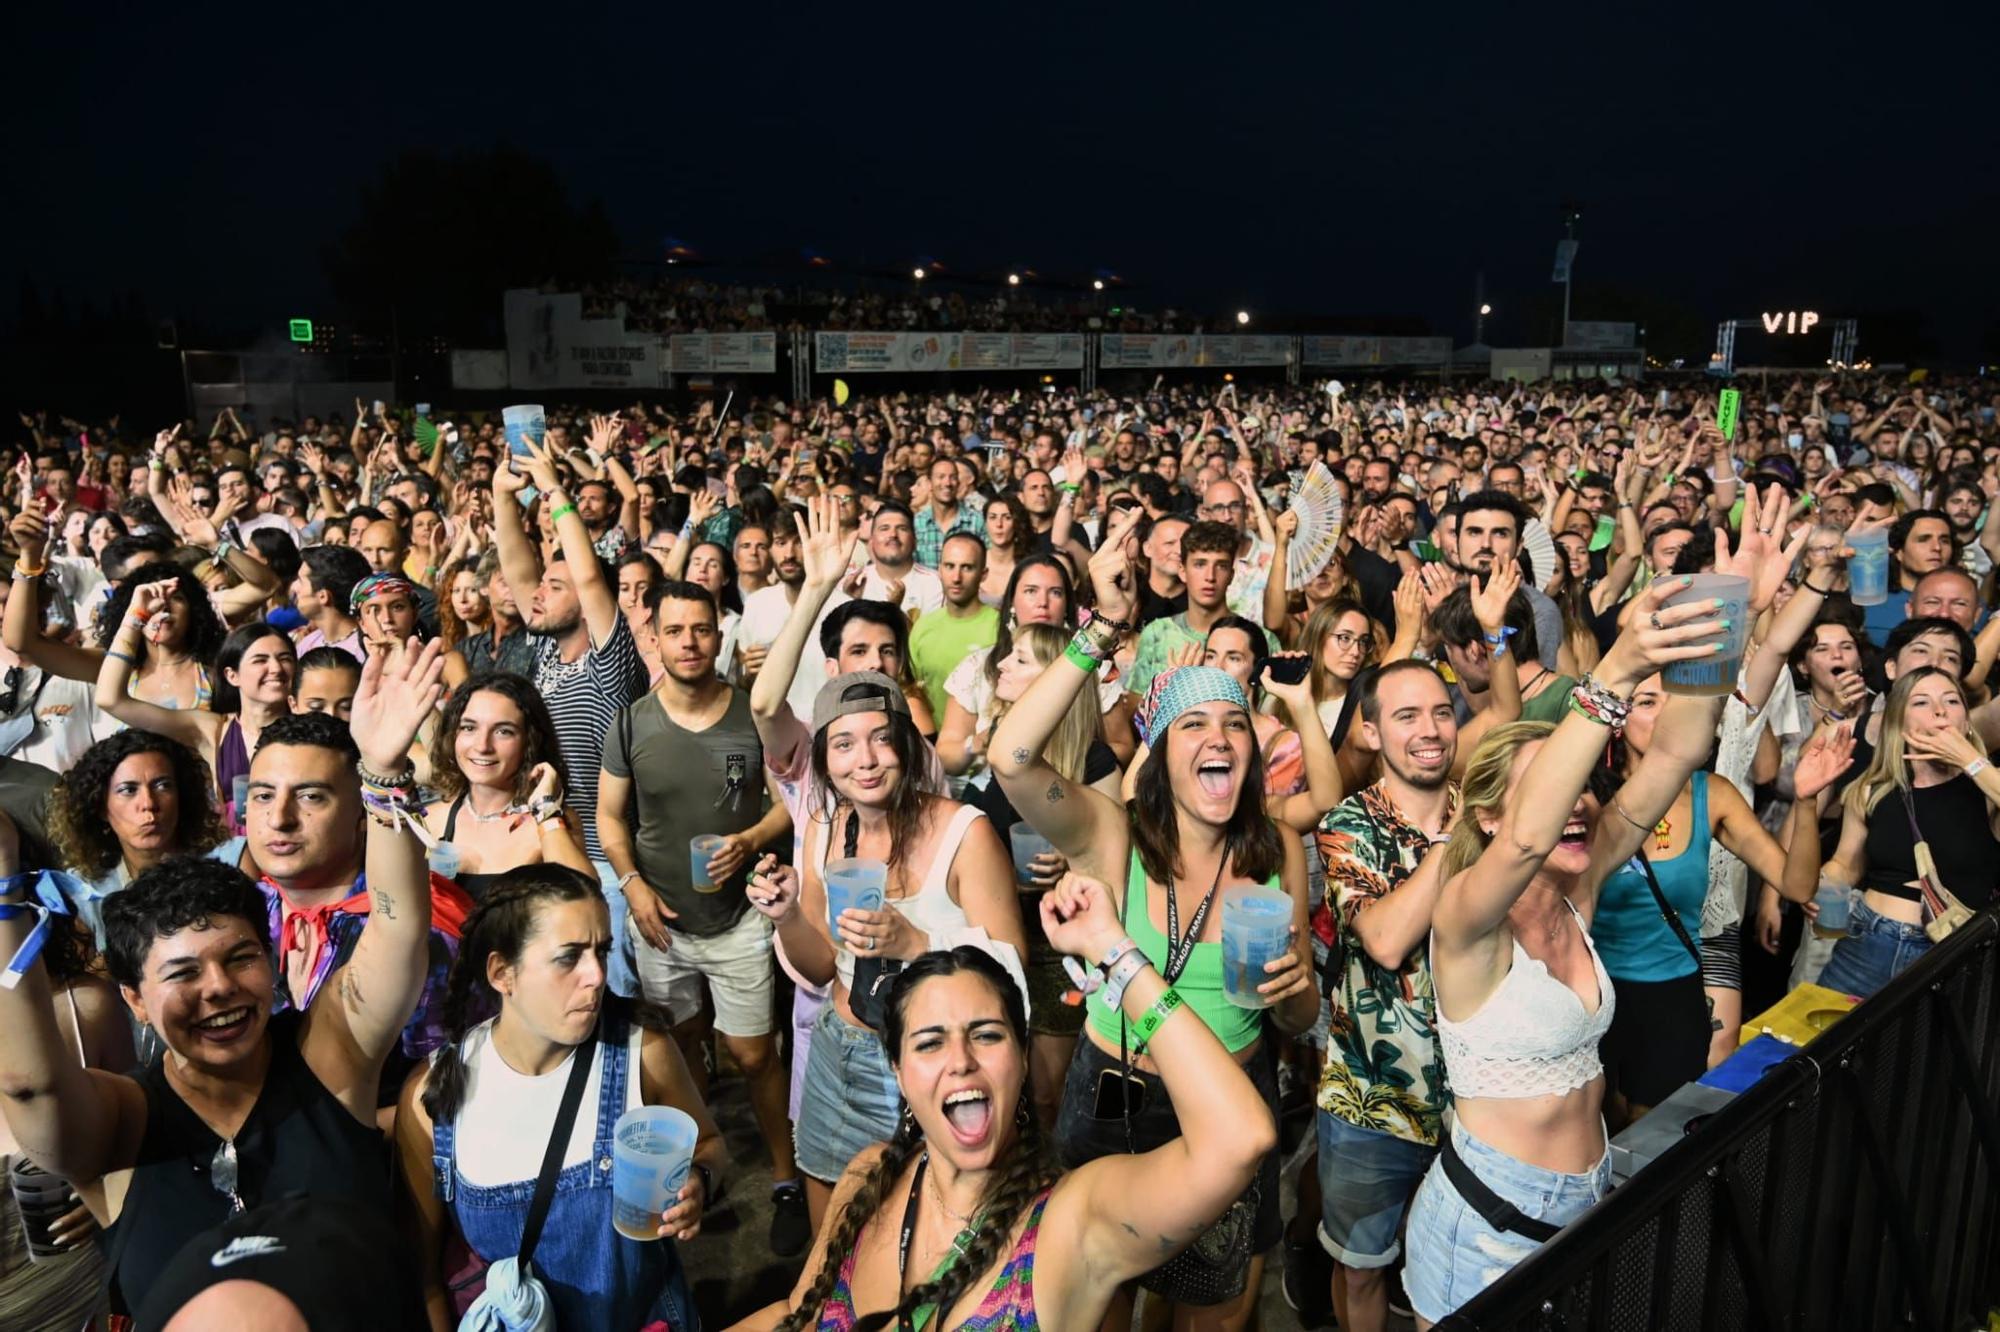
[323,146,619,343]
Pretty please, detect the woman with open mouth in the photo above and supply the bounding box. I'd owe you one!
[734,896,1277,1332]
[0,639,447,1316]
[988,507,1320,1331]
[1406,568,1754,1326]
[395,863,725,1330]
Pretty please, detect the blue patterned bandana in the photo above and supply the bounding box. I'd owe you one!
[1139,665,1250,747]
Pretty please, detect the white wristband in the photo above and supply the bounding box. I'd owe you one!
[1965,759,1988,780]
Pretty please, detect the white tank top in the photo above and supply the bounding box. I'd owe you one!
[450,1019,642,1187]
[1433,899,1616,1100]
[819,803,986,993]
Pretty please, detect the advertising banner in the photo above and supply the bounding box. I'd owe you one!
[669,333,778,374]
[503,290,663,389]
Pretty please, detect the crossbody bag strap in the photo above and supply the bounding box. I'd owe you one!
[1897,785,1953,919]
[1630,851,1703,972]
[518,1025,599,1275]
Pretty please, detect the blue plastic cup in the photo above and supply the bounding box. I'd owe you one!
[689,834,726,894]
[1659,574,1749,697]
[611,1105,698,1241]
[501,403,545,458]
[1846,527,1890,606]
[1813,882,1854,938]
[824,858,887,934]
[1008,825,1056,888]
[426,840,462,881]
[1221,885,1293,1008]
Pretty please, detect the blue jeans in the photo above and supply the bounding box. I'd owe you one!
[1316,1111,1436,1267]
[1404,1115,1612,1324]
[1818,901,1931,1000]
[593,859,641,999]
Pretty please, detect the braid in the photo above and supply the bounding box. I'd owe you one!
[852,1111,1059,1332]
[418,940,488,1124]
[778,1114,927,1332]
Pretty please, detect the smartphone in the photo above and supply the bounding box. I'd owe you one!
[1092,1067,1148,1120]
[1265,655,1311,686]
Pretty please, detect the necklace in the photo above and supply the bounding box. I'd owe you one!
[927,1157,977,1227]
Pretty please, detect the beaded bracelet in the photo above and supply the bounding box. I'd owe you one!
[356,757,417,791]
[1567,674,1633,730]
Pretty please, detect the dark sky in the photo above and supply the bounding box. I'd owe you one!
[9,2,1997,357]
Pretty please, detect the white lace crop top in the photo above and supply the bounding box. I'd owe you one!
[1433,900,1616,1100]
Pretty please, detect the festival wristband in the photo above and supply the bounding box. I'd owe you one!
[550,503,578,522]
[1130,985,1185,1051]
[1966,759,1989,780]
[1064,641,1102,673]
[1094,950,1151,1014]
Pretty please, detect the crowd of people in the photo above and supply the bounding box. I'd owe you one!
[573,274,1199,336]
[0,366,1996,1330]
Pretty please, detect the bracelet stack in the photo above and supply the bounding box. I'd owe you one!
[358,760,428,832]
[1567,674,1634,730]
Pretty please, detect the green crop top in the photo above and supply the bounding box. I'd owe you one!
[1085,851,1272,1054]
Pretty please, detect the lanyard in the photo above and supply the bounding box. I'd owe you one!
[1161,854,1226,985]
[895,1153,973,1332]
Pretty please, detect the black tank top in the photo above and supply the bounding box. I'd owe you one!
[105,1009,390,1310]
[441,793,510,903]
[1860,773,2000,908]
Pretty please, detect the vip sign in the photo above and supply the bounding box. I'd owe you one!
[1761,311,1821,335]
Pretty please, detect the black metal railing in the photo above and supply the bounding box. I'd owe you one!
[1441,909,2000,1332]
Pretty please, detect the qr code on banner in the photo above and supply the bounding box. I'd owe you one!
[819,333,848,368]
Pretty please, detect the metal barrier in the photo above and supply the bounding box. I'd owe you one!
[1441,910,2000,1331]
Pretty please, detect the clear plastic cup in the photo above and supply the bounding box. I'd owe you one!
[8,1158,76,1262]
[501,404,546,458]
[231,774,249,818]
[426,840,462,881]
[1008,825,1056,888]
[610,1105,698,1241]
[1659,573,1748,697]
[1846,527,1890,606]
[1221,885,1293,1008]
[688,834,727,893]
[824,857,887,934]
[1812,882,1854,939]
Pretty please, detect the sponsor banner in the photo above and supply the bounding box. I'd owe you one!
[449,349,509,391]
[503,289,663,389]
[812,332,1083,374]
[1300,336,1450,367]
[1564,321,1638,351]
[669,333,778,374]
[1098,334,1200,369]
[815,331,963,373]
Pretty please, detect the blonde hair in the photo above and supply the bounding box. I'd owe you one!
[1843,667,1984,819]
[1440,720,1557,880]
[989,623,1097,783]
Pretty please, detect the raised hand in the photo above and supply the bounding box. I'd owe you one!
[745,853,800,923]
[349,637,447,773]
[1040,871,1126,961]
[1258,651,1314,712]
[1901,723,1985,775]
[1418,560,1459,614]
[587,412,623,458]
[1793,721,1857,800]
[1085,506,1145,626]
[1469,558,1520,635]
[1597,576,1730,689]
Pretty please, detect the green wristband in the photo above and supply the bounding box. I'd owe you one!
[1130,985,1184,1051]
[550,503,578,522]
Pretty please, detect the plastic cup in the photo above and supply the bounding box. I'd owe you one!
[426,840,462,881]
[1221,885,1293,1009]
[1846,526,1890,606]
[610,1105,698,1241]
[824,857,887,934]
[1812,882,1854,939]
[1658,574,1749,697]
[1009,825,1056,889]
[688,834,727,893]
[231,774,249,818]
[501,403,546,458]
[8,1157,76,1262]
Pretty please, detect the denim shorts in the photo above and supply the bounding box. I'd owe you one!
[1403,1115,1612,1324]
[1818,900,1932,1000]
[794,1003,901,1183]
[1315,1111,1437,1267]
[592,859,640,999]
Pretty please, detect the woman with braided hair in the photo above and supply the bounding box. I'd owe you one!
[730,880,1276,1332]
[394,862,723,1330]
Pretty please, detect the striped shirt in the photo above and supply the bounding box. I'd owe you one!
[533,617,649,860]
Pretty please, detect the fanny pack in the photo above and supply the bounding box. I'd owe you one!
[1900,786,1976,944]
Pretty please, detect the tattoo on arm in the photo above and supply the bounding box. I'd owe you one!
[373,893,397,921]
[1012,748,1030,766]
[339,968,365,1010]
[1045,781,1064,804]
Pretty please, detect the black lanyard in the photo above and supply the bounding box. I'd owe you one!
[895,1152,929,1329]
[1161,854,1226,984]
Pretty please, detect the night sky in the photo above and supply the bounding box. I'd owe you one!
[8,3,1997,358]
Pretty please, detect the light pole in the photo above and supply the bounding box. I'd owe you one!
[1236,310,1250,326]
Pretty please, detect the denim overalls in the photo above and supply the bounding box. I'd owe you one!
[433,1018,699,1331]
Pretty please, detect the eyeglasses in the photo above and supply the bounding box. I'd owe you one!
[1327,632,1369,650]
[1205,501,1247,515]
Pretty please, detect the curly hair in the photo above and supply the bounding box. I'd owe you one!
[779,947,1057,1332]
[96,561,226,661]
[434,558,488,651]
[428,672,571,806]
[49,732,227,879]
[104,855,270,991]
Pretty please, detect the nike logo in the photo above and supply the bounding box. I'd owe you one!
[210,1236,285,1268]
